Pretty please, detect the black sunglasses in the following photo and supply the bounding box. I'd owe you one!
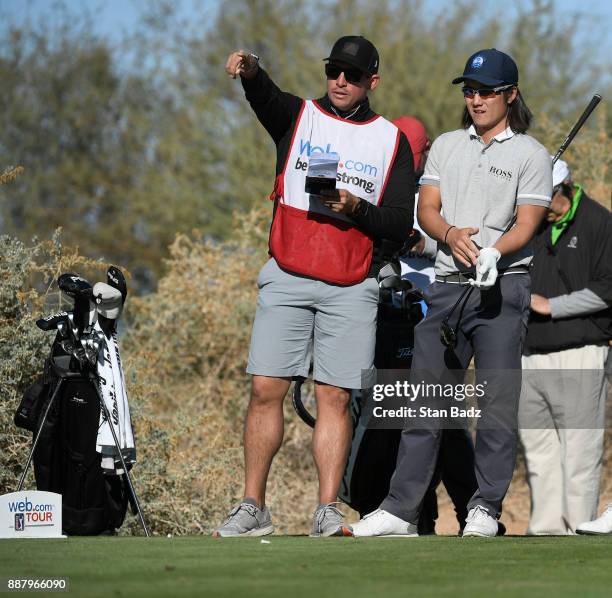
[462,84,514,99]
[325,63,367,85]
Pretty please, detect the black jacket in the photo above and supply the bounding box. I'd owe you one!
[524,191,612,354]
[241,68,414,278]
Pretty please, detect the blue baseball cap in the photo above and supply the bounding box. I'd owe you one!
[452,49,519,87]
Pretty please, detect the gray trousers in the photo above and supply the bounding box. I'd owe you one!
[381,274,531,522]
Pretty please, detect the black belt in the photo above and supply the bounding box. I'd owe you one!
[435,266,528,285]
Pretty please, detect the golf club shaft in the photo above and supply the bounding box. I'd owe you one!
[503,93,602,233]
[552,94,602,164]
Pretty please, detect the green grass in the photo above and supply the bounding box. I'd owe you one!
[0,536,611,597]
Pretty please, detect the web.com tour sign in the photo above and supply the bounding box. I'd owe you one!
[0,491,65,538]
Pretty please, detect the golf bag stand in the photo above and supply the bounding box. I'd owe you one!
[91,376,150,537]
[16,373,67,494]
[16,358,150,537]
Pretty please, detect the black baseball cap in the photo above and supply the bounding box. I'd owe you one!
[324,36,379,75]
[452,48,518,87]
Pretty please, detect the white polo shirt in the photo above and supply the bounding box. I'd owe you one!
[421,126,552,276]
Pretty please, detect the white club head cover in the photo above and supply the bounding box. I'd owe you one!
[470,247,501,289]
[93,282,123,320]
[552,157,570,187]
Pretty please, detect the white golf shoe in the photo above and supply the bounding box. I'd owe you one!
[576,504,612,535]
[463,505,498,537]
[351,509,418,537]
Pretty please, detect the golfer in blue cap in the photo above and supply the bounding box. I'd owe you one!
[352,48,553,538]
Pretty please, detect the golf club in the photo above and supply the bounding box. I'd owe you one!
[552,94,602,165]
[499,94,602,237]
[58,273,96,335]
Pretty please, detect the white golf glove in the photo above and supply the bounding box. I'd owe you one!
[470,247,501,289]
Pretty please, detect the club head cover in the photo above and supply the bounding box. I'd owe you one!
[377,261,401,289]
[395,279,416,293]
[93,282,123,320]
[57,273,93,299]
[57,273,95,332]
[378,274,403,291]
[36,311,70,332]
[107,265,127,305]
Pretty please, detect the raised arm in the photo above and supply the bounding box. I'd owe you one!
[225,50,302,145]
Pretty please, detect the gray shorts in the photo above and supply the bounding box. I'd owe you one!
[246,258,379,389]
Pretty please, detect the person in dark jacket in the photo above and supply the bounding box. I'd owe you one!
[519,158,612,535]
[213,37,414,538]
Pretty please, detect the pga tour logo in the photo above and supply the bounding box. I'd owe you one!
[14,513,25,531]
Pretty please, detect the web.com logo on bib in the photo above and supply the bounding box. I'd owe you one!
[299,140,378,177]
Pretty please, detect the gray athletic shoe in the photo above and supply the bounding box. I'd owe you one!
[212,499,274,537]
[310,502,353,537]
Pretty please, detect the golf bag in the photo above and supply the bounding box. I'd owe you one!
[14,269,149,536]
[21,352,129,535]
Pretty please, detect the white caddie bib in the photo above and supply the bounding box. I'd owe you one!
[269,100,399,285]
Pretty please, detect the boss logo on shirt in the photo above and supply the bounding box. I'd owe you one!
[567,236,578,249]
[489,165,513,181]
